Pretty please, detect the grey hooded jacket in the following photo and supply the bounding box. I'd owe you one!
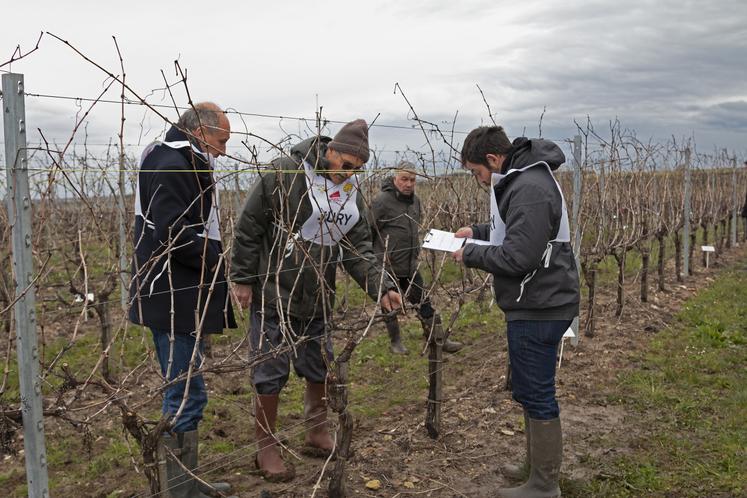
[462,137,580,321]
[230,136,394,319]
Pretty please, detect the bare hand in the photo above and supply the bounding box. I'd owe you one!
[453,247,465,263]
[232,283,253,310]
[380,290,402,313]
[455,226,473,238]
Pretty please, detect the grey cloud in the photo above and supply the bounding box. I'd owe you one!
[699,101,747,131]
[443,0,747,147]
[383,0,501,19]
[5,0,745,158]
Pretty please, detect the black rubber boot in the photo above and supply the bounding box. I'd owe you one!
[442,338,464,353]
[497,417,562,498]
[386,318,408,354]
[501,410,531,481]
[421,314,463,354]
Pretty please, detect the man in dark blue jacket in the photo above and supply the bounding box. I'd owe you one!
[453,126,579,498]
[129,102,236,497]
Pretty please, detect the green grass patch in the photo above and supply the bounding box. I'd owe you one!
[572,262,747,497]
[343,296,503,419]
[85,439,131,478]
[0,470,18,488]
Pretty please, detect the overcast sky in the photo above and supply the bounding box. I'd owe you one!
[2,0,746,165]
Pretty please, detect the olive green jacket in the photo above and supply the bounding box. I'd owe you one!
[230,136,393,319]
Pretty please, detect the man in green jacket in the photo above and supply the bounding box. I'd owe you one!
[231,119,401,482]
[370,162,463,354]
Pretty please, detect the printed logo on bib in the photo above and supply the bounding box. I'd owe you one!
[292,160,361,247]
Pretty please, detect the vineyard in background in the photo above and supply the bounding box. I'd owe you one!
[1,39,746,497]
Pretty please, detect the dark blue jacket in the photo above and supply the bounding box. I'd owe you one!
[128,126,236,334]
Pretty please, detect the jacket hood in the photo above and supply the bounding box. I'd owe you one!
[381,176,414,203]
[291,136,333,171]
[506,137,565,172]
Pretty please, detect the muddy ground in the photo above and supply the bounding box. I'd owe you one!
[213,249,743,497]
[2,244,745,498]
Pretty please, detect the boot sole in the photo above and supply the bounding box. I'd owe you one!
[300,444,337,459]
[253,456,296,483]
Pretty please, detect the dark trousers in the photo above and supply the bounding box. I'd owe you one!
[249,303,333,395]
[151,329,207,432]
[506,319,571,420]
[395,271,435,319]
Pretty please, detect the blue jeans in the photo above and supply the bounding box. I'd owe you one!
[506,320,570,420]
[151,329,207,432]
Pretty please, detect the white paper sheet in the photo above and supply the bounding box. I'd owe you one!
[422,229,492,252]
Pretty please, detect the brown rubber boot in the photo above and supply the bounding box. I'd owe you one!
[302,382,336,457]
[501,410,531,481]
[385,317,408,354]
[498,417,562,498]
[255,394,294,482]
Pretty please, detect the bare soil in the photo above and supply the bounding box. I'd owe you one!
[210,246,745,497]
[2,244,745,498]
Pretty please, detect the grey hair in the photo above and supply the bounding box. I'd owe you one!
[177,102,224,132]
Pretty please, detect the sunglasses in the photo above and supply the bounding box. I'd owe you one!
[331,149,363,172]
[342,161,364,171]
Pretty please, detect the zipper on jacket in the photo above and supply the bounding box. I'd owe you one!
[515,242,553,302]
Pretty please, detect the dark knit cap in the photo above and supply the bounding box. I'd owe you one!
[329,119,370,163]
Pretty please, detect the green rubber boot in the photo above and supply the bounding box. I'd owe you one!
[501,410,531,481]
[497,417,562,498]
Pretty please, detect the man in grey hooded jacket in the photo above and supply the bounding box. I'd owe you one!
[453,125,579,498]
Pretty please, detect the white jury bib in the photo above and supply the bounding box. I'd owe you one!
[296,160,360,246]
[489,162,570,246]
[488,161,571,302]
